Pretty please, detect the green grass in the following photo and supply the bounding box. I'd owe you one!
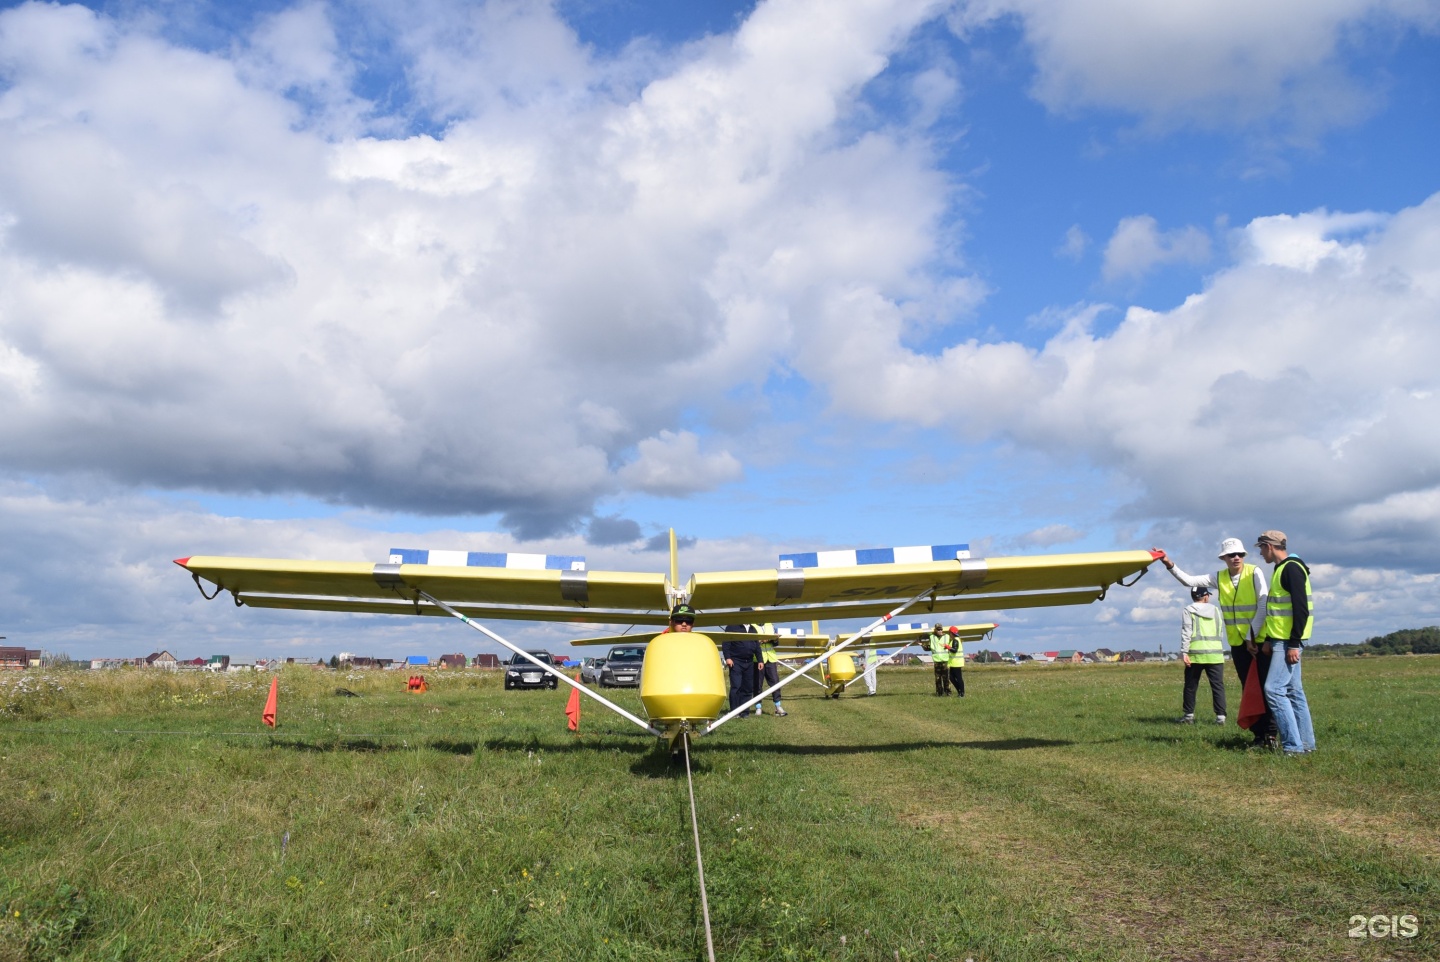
[2,658,1437,961]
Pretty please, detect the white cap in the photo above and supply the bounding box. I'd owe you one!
[1217,537,1246,558]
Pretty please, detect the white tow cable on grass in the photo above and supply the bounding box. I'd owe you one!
[682,731,718,962]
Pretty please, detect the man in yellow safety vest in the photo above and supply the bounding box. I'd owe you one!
[946,626,966,697]
[1176,585,1227,724]
[927,623,951,696]
[1256,530,1316,755]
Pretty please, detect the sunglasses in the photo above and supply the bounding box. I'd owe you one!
[672,618,695,625]
[1222,552,1246,559]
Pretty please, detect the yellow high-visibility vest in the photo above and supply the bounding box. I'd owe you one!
[752,623,778,663]
[1187,605,1225,664]
[1215,564,1259,647]
[928,632,951,665]
[1264,558,1313,643]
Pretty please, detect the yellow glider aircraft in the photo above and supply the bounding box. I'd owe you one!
[175,534,1160,746]
[567,620,997,698]
[777,621,999,697]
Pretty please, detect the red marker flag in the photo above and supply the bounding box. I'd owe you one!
[1237,659,1266,731]
[262,676,279,728]
[564,678,581,732]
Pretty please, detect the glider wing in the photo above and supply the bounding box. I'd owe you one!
[686,550,1158,622]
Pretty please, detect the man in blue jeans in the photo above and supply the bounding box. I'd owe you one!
[1256,530,1316,754]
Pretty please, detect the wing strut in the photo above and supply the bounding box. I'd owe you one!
[839,641,920,692]
[778,660,829,688]
[707,586,935,732]
[415,589,665,738]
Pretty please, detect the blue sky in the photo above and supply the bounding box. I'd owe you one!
[1,0,1438,660]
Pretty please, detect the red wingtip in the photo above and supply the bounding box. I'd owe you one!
[1149,549,1166,560]
[174,557,192,567]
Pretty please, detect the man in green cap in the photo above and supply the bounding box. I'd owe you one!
[927,623,951,696]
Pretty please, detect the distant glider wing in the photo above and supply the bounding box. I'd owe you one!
[686,550,1158,623]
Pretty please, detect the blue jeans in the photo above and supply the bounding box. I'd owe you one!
[1263,647,1315,752]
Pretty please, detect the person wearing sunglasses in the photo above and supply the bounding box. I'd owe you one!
[1153,538,1273,746]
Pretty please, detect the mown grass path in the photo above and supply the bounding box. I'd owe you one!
[2,658,1436,961]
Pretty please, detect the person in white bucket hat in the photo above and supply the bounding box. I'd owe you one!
[1151,538,1272,745]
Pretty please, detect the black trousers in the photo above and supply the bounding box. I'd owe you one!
[1182,662,1227,716]
[1231,644,1275,738]
[754,661,780,704]
[728,662,756,712]
[933,661,950,694]
[948,664,965,696]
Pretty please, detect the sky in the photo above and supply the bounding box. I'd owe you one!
[1,0,1438,661]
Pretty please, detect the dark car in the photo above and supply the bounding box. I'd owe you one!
[598,645,646,688]
[503,650,558,690]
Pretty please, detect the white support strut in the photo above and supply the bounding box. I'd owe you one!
[839,641,918,691]
[416,589,665,738]
[707,586,936,732]
[778,660,829,688]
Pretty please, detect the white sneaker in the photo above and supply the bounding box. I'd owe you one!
[774,707,787,716]
[754,704,762,716]
[1214,715,1226,725]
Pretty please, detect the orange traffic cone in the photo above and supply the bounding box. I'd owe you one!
[262,676,278,728]
[1238,659,1267,730]
[565,675,581,732]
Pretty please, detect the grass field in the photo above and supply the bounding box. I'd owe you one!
[2,656,1437,961]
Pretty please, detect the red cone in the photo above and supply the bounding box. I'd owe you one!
[564,678,581,732]
[262,676,278,728]
[1237,659,1266,730]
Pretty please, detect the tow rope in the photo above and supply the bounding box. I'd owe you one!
[681,731,717,962]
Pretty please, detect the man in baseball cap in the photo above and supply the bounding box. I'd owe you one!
[1255,530,1316,755]
[667,604,697,630]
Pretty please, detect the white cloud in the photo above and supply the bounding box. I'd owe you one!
[1237,209,1387,271]
[1013,523,1082,548]
[1127,585,1179,624]
[1101,215,1210,281]
[0,0,955,536]
[817,193,1440,570]
[1056,224,1087,261]
[617,430,743,496]
[953,0,1440,134]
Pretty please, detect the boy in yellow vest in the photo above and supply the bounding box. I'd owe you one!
[1176,585,1227,724]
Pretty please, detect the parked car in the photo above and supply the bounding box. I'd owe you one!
[598,645,646,688]
[503,651,558,690]
[580,657,605,685]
